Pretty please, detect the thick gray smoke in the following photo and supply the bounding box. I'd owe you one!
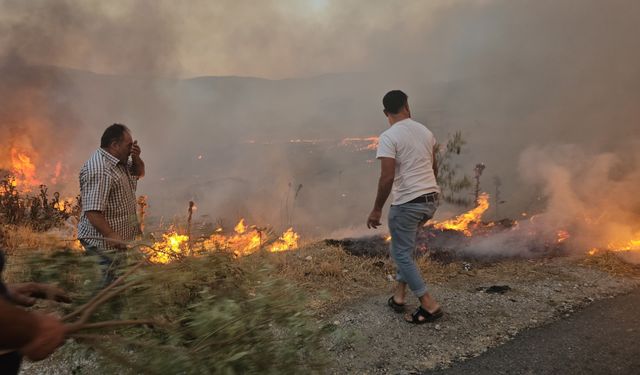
[0,0,638,245]
[459,143,640,258]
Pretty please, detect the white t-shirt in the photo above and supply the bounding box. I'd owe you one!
[376,118,440,205]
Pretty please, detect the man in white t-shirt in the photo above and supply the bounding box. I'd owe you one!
[367,90,443,324]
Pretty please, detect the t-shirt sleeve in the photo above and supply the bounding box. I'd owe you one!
[376,133,396,159]
[81,168,111,212]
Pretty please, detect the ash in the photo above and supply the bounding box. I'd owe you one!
[326,219,567,263]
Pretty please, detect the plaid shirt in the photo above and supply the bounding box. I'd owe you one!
[77,148,140,250]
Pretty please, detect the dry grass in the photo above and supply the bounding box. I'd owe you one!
[242,245,640,315]
[1,225,82,284]
[2,224,80,254]
[239,244,389,313]
[238,242,470,314]
[5,225,640,316]
[579,251,640,277]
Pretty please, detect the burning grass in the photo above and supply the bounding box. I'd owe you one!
[145,218,300,263]
[3,173,639,373]
[8,223,640,374]
[581,250,640,277]
[432,192,490,235]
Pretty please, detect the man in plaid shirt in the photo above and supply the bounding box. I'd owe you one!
[77,124,145,285]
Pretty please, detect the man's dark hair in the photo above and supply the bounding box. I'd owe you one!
[382,90,408,115]
[100,123,130,148]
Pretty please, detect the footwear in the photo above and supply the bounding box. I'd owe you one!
[405,306,443,324]
[387,296,406,313]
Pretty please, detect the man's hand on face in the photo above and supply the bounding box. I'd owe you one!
[7,283,71,306]
[367,209,383,229]
[20,313,67,361]
[131,140,141,159]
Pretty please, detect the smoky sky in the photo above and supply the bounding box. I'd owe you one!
[0,0,638,241]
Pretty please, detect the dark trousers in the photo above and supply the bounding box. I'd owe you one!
[0,351,22,375]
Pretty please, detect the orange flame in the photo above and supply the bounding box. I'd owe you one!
[432,193,490,236]
[340,137,379,151]
[149,219,301,263]
[585,233,639,256]
[607,238,640,252]
[234,218,247,234]
[269,228,300,252]
[52,197,75,213]
[149,232,189,264]
[204,218,263,256]
[244,137,379,152]
[556,230,570,243]
[10,148,40,190]
[3,146,67,192]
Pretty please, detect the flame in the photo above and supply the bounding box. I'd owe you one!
[607,238,640,252]
[150,219,301,263]
[203,218,263,256]
[385,235,392,242]
[432,193,490,236]
[339,137,379,151]
[10,148,40,190]
[584,233,639,256]
[2,146,67,192]
[149,232,189,264]
[269,227,300,252]
[52,197,75,213]
[243,137,379,152]
[234,218,247,234]
[556,230,570,243]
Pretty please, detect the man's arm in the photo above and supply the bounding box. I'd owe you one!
[130,140,145,178]
[0,298,67,361]
[85,211,124,247]
[367,157,395,229]
[0,298,38,350]
[432,147,439,181]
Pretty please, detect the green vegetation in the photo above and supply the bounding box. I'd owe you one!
[436,131,473,206]
[23,248,332,374]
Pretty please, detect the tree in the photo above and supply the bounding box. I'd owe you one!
[435,131,473,206]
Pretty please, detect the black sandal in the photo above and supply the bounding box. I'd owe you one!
[405,306,443,324]
[387,296,406,313]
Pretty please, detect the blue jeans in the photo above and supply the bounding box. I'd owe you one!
[80,240,120,288]
[388,200,438,298]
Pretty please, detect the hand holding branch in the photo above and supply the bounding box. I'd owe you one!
[20,313,67,361]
